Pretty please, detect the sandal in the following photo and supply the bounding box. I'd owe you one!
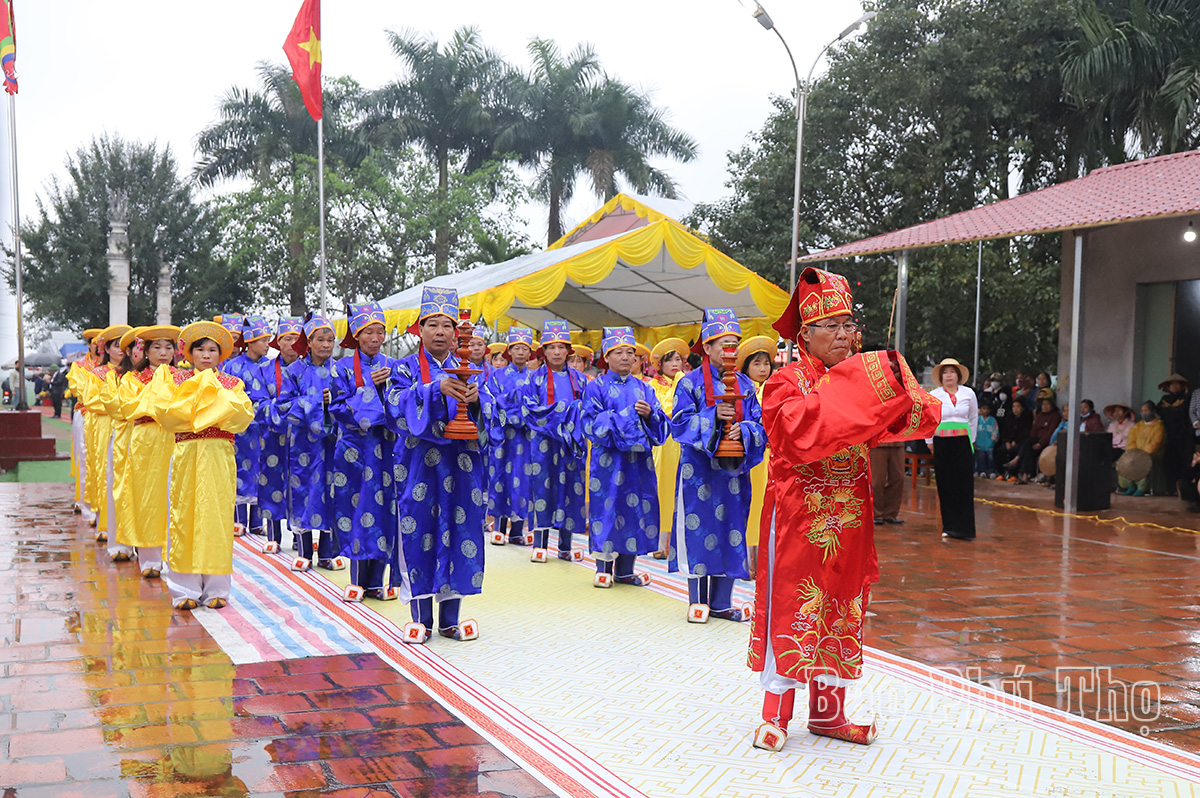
[205,598,228,610]
[437,619,479,641]
[175,599,199,611]
[141,568,161,579]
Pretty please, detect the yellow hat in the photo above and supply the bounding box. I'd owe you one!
[486,342,508,356]
[651,338,688,363]
[82,328,103,341]
[97,324,133,347]
[571,344,595,360]
[119,326,147,351]
[137,325,182,343]
[180,321,235,362]
[736,335,777,372]
[634,342,652,359]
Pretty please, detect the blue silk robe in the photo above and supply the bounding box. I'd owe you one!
[258,357,293,521]
[519,364,587,535]
[328,350,397,563]
[481,364,533,519]
[278,355,335,532]
[582,372,669,556]
[668,365,767,580]
[386,350,486,598]
[223,353,269,504]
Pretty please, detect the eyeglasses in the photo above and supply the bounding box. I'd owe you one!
[807,321,859,334]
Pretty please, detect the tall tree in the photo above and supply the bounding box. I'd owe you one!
[1063,0,1200,166]
[500,39,699,245]
[195,63,367,313]
[362,27,513,275]
[11,135,248,331]
[688,0,1085,377]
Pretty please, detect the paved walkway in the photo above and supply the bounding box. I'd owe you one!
[1,479,1198,796]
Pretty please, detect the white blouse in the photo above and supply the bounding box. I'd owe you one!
[926,385,979,445]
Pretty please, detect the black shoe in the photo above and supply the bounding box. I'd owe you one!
[942,531,975,541]
[885,518,905,524]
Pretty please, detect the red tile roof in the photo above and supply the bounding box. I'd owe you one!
[799,149,1200,262]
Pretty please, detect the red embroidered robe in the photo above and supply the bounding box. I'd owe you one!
[748,348,941,681]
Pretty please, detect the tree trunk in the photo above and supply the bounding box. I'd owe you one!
[434,150,450,276]
[548,186,563,246]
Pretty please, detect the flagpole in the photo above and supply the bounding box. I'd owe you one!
[317,118,327,318]
[9,93,25,411]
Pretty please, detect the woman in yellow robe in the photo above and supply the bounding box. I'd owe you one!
[103,327,146,562]
[650,338,688,558]
[85,324,132,544]
[117,326,181,578]
[67,329,103,521]
[145,321,254,610]
[737,336,777,575]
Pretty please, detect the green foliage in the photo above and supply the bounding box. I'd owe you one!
[212,151,530,309]
[11,135,249,331]
[688,0,1085,378]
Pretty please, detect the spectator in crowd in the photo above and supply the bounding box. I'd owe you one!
[1034,372,1056,408]
[1157,374,1192,496]
[1012,371,1033,413]
[32,369,46,398]
[974,402,998,478]
[1120,402,1166,496]
[1049,405,1070,447]
[1078,400,1105,433]
[1189,388,1200,445]
[1106,403,1135,462]
[998,400,1032,481]
[979,372,1009,419]
[1180,450,1200,513]
[1020,397,1061,484]
[49,366,68,418]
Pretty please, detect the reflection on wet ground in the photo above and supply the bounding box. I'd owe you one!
[870,480,1200,751]
[0,484,554,797]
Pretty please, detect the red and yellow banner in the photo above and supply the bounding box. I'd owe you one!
[282,0,321,120]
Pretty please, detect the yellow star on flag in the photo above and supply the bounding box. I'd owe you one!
[297,26,321,69]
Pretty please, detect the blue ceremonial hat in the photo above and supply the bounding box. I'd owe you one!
[538,320,572,354]
[271,316,304,350]
[295,313,333,357]
[242,314,272,344]
[471,323,489,342]
[601,326,636,357]
[419,286,460,325]
[692,307,741,354]
[506,326,535,351]
[214,313,245,337]
[342,302,386,348]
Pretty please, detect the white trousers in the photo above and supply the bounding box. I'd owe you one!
[72,409,88,512]
[137,546,164,571]
[166,572,231,605]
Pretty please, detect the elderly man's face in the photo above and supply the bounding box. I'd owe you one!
[800,314,854,368]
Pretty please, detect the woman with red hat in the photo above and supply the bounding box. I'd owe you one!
[749,267,941,751]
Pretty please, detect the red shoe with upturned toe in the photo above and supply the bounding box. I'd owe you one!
[806,681,877,745]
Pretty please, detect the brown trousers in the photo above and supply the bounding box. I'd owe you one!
[870,442,905,521]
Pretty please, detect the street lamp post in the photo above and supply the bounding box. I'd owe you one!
[737,3,876,358]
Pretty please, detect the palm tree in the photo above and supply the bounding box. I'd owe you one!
[499,39,698,246]
[196,62,367,313]
[362,27,514,275]
[1063,0,1200,166]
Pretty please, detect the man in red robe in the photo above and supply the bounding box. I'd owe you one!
[749,267,941,750]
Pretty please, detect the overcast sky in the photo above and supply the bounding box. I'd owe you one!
[0,0,868,241]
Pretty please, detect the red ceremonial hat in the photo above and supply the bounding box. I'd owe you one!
[773,266,855,342]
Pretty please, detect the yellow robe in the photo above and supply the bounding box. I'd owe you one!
[746,381,771,546]
[651,373,683,547]
[102,370,137,546]
[83,367,114,531]
[147,366,254,575]
[66,360,95,500]
[122,368,174,549]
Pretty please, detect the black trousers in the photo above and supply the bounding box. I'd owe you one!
[933,435,976,538]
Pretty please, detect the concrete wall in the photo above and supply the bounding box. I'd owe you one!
[1057,213,1200,411]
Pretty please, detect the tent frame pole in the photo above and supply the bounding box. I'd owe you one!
[894,250,909,355]
[1064,233,1084,514]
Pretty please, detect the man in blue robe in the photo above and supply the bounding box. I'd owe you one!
[387,287,486,643]
[328,302,399,602]
[519,320,587,563]
[669,308,767,623]
[481,326,536,546]
[258,316,303,554]
[223,315,271,537]
[583,327,669,588]
[277,314,348,572]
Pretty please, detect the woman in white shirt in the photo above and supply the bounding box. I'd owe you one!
[925,359,978,541]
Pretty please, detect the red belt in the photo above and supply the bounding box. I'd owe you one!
[175,429,235,443]
[133,417,156,426]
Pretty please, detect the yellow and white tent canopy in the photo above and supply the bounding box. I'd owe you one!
[354,195,788,351]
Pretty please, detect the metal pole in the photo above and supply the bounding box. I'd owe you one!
[774,28,802,363]
[9,94,26,411]
[894,250,908,355]
[973,240,982,386]
[1063,233,1084,514]
[317,117,328,318]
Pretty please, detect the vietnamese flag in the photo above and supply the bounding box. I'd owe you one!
[282,0,321,120]
[0,0,17,95]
